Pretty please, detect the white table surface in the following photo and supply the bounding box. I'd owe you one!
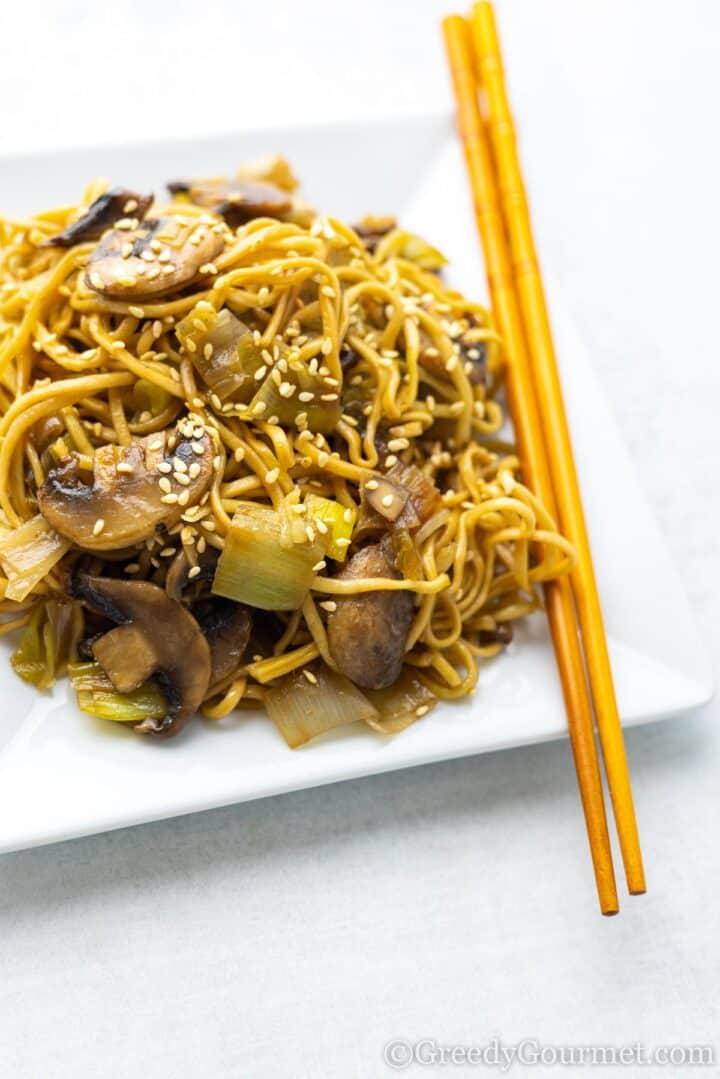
[1,2,719,1076]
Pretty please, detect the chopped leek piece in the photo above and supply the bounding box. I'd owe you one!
[69,661,167,723]
[131,377,171,417]
[212,502,323,610]
[396,231,448,270]
[364,669,436,734]
[0,515,70,603]
[264,663,379,748]
[305,494,356,561]
[176,306,265,402]
[11,599,83,689]
[249,360,341,434]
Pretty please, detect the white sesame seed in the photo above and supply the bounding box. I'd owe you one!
[303,669,318,685]
[387,437,410,452]
[123,199,138,214]
[415,704,431,717]
[125,563,140,574]
[305,524,316,543]
[161,493,179,505]
[342,508,353,524]
[381,493,394,508]
[174,472,191,486]
[234,446,245,462]
[365,479,379,491]
[188,462,201,479]
[159,477,172,493]
[92,518,105,536]
[334,537,351,549]
[252,401,267,416]
[312,560,327,573]
[177,490,190,506]
[149,438,164,451]
[116,462,134,475]
[265,468,280,484]
[128,305,145,319]
[319,600,337,612]
[191,441,204,455]
[384,454,398,468]
[317,451,329,467]
[188,565,202,580]
[173,456,187,473]
[321,337,333,355]
[315,519,329,535]
[298,391,314,403]
[254,365,267,381]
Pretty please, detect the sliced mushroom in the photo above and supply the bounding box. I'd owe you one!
[44,188,153,248]
[70,573,211,737]
[84,216,224,301]
[168,178,292,229]
[195,598,252,689]
[165,547,219,602]
[326,540,414,690]
[38,421,214,551]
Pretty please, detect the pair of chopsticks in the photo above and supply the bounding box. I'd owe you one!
[443,4,645,914]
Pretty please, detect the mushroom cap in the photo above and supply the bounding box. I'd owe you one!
[167,178,292,228]
[43,188,153,248]
[37,423,214,551]
[71,573,212,738]
[326,541,414,691]
[84,215,225,301]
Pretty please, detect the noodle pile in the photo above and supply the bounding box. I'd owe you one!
[0,159,574,742]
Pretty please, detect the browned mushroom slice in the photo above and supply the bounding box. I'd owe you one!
[43,188,153,248]
[326,540,414,691]
[167,178,292,228]
[37,422,213,551]
[84,216,224,301]
[195,598,252,689]
[165,547,219,602]
[70,573,211,737]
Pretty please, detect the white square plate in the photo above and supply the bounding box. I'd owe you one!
[0,115,712,853]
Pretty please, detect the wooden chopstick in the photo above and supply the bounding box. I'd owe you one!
[443,14,619,915]
[470,1,645,896]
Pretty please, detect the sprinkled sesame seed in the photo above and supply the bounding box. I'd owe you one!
[121,242,133,259]
[89,272,103,289]
[199,262,218,275]
[334,537,351,548]
[172,456,187,473]
[278,381,296,398]
[319,600,337,612]
[254,365,267,381]
[149,438,164,451]
[234,446,245,462]
[298,391,314,403]
[381,493,394,508]
[305,524,316,543]
[188,462,201,479]
[123,199,138,213]
[202,519,216,531]
[188,565,202,580]
[321,337,333,355]
[387,437,410,452]
[265,468,280,484]
[116,462,135,474]
[365,479,379,491]
[212,455,222,471]
[92,518,105,536]
[252,401,267,416]
[342,508,353,524]
[128,305,145,318]
[189,440,204,455]
[320,285,335,298]
[384,454,398,468]
[312,560,327,572]
[177,490,190,506]
[315,519,328,535]
[415,704,431,718]
[317,451,329,467]
[162,263,176,276]
[174,472,191,486]
[159,477,172,493]
[160,547,176,558]
[140,249,155,263]
[303,669,318,685]
[125,563,140,574]
[445,356,458,372]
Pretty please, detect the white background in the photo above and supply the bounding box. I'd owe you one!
[1,1,719,1076]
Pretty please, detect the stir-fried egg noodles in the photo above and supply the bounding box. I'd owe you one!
[0,157,574,745]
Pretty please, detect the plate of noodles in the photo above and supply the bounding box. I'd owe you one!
[0,116,711,852]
